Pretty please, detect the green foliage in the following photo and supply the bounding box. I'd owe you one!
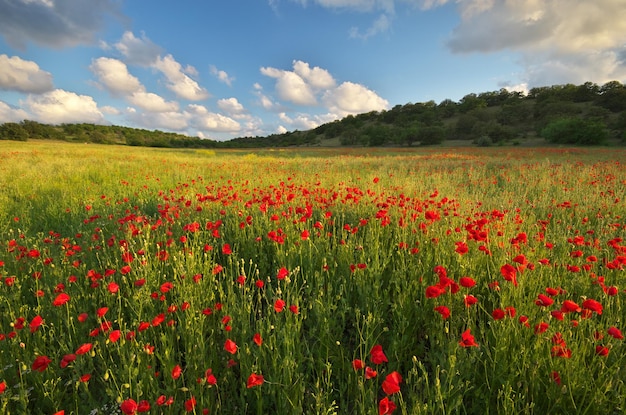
[0,122,28,141]
[541,118,608,145]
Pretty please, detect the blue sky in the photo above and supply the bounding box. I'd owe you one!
[1,0,625,141]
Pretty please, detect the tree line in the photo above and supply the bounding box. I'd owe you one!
[1,81,625,147]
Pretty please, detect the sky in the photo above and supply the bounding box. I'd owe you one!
[1,0,625,141]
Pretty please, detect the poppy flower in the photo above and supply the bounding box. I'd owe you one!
[60,353,76,368]
[425,285,445,299]
[595,345,610,356]
[276,267,289,280]
[120,398,138,415]
[352,359,364,370]
[534,322,549,334]
[492,308,506,320]
[459,329,479,348]
[29,315,44,333]
[247,373,264,388]
[274,299,286,312]
[434,305,451,319]
[381,371,402,395]
[0,381,6,394]
[370,344,388,365]
[52,293,70,307]
[459,277,476,288]
[365,366,378,379]
[500,264,518,286]
[32,355,52,372]
[224,339,238,354]
[222,243,232,255]
[464,295,478,307]
[379,397,397,415]
[561,300,581,313]
[607,326,624,340]
[253,333,263,346]
[172,365,182,379]
[75,343,92,355]
[535,294,554,307]
[109,330,121,343]
[582,299,603,315]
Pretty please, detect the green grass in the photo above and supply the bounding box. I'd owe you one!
[0,141,624,414]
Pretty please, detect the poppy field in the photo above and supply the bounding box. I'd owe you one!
[0,141,625,414]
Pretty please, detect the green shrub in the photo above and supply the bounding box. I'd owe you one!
[540,118,607,145]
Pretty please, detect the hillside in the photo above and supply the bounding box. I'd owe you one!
[1,81,625,147]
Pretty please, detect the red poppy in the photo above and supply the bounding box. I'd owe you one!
[247,373,264,388]
[352,359,364,370]
[561,300,581,313]
[75,343,92,355]
[274,299,286,312]
[492,308,506,320]
[60,353,76,368]
[459,277,476,288]
[32,355,52,372]
[582,299,603,315]
[379,397,397,415]
[120,398,138,415]
[224,339,238,354]
[370,344,388,365]
[434,305,451,319]
[253,333,263,346]
[382,371,402,395]
[535,294,554,307]
[365,366,377,379]
[464,295,478,307]
[0,381,6,394]
[52,293,70,307]
[172,365,182,379]
[425,285,445,299]
[137,400,151,412]
[205,368,217,385]
[459,329,479,348]
[276,267,289,280]
[500,264,518,286]
[109,330,121,343]
[97,307,109,318]
[222,243,232,255]
[534,322,549,334]
[29,315,44,333]
[595,345,610,356]
[607,326,624,340]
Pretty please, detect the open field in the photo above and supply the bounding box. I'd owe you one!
[0,141,625,414]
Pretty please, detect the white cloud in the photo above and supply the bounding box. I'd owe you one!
[187,104,241,132]
[90,57,143,95]
[24,89,104,124]
[292,60,336,89]
[323,81,389,116]
[100,105,121,115]
[0,54,54,93]
[127,91,179,113]
[129,110,189,132]
[217,97,248,118]
[261,66,318,106]
[349,13,392,39]
[114,31,162,66]
[0,0,123,49]
[154,54,210,101]
[0,100,30,122]
[210,65,235,86]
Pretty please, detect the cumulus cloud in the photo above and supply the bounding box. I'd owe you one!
[187,104,241,132]
[0,0,122,49]
[0,54,54,93]
[323,81,389,116]
[127,91,179,113]
[423,0,626,87]
[349,13,392,39]
[90,57,143,95]
[114,31,162,67]
[24,89,104,124]
[217,97,248,118]
[210,65,235,86]
[154,55,210,101]
[261,60,388,126]
[0,100,30,122]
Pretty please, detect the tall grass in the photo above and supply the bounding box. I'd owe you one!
[0,141,624,414]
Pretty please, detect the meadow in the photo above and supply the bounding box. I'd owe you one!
[0,141,624,414]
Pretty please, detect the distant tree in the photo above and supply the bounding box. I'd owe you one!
[596,81,626,112]
[418,125,445,145]
[437,99,458,118]
[541,118,607,145]
[0,123,28,141]
[458,93,487,113]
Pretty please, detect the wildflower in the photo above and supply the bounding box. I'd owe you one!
[185,397,196,412]
[370,344,388,364]
[52,293,70,306]
[224,339,238,354]
[276,267,289,280]
[459,329,479,348]
[75,343,92,355]
[120,398,138,415]
[464,295,478,307]
[32,355,52,372]
[352,359,364,370]
[381,371,402,395]
[172,365,182,379]
[379,397,397,415]
[500,264,518,286]
[582,299,603,315]
[253,333,263,346]
[535,294,554,307]
[595,345,610,356]
[365,366,377,379]
[607,326,624,340]
[247,373,264,388]
[434,305,451,319]
[459,276,476,288]
[492,308,506,320]
[29,315,44,333]
[561,300,581,313]
[274,299,286,312]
